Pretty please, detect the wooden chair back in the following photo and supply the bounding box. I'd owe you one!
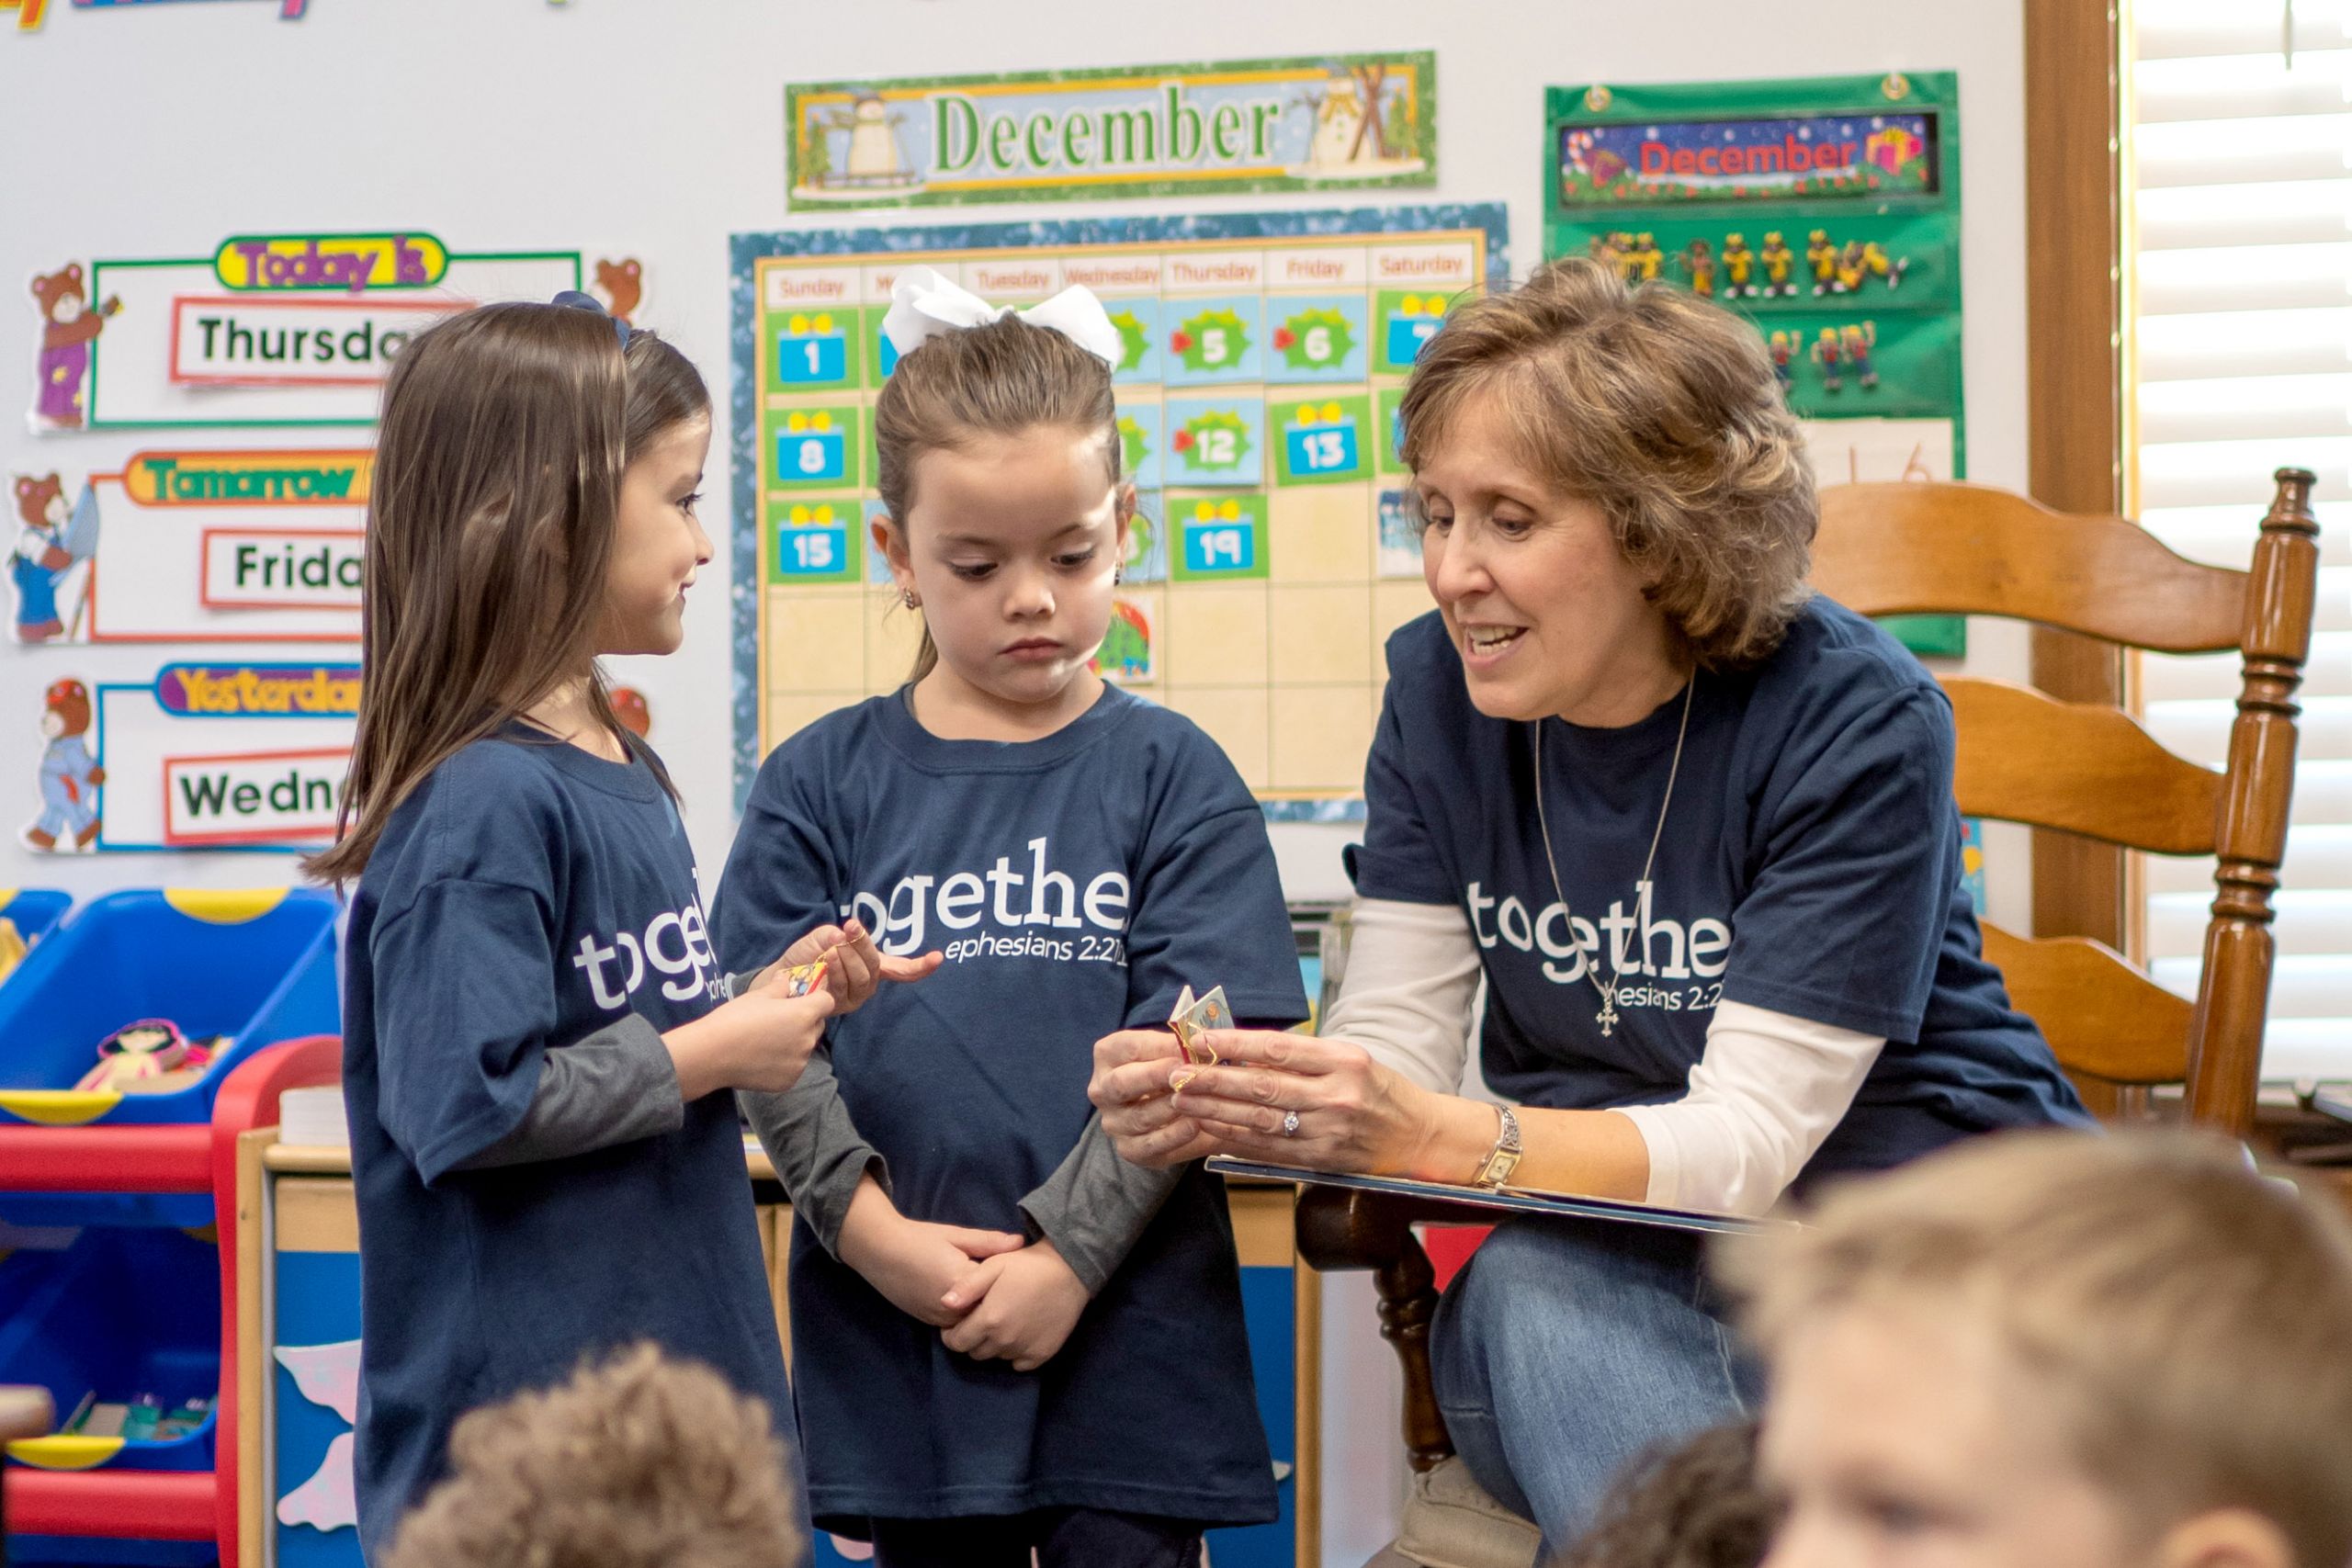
[1810,471,2320,1135]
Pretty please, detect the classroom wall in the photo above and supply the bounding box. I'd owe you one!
[0,3,2029,1556]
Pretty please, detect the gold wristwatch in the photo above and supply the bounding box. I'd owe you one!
[1471,1103,1521,1190]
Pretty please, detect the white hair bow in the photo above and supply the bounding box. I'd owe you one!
[881,265,1123,371]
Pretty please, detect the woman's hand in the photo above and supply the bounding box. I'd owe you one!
[1170,1030,1419,1173]
[751,919,942,1016]
[1090,1028,1223,1168]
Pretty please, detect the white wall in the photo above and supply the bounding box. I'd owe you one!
[0,2,2028,1556]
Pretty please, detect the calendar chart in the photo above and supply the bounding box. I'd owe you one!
[729,205,1510,811]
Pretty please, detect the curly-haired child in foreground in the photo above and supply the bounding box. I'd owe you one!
[379,1343,803,1568]
[1550,1419,1773,1568]
[1722,1130,2352,1568]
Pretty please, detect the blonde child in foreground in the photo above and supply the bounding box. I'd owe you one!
[1721,1131,2352,1568]
[379,1344,802,1568]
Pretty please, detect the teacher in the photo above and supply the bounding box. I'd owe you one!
[1090,256,2090,1546]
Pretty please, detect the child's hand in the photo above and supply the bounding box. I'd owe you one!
[665,987,834,1100]
[748,919,942,1016]
[838,1179,1024,1328]
[938,1241,1091,1373]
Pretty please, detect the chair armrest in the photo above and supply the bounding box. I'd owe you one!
[1296,1185,1457,1472]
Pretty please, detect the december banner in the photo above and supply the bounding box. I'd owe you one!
[786,51,1435,209]
[1558,111,1937,206]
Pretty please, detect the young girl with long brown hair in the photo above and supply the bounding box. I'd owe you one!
[313,296,908,1553]
[712,270,1307,1568]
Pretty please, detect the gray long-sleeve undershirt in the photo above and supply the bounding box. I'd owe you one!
[453,964,769,1172]
[453,1012,684,1170]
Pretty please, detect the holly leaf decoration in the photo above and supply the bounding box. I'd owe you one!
[1171,308,1251,373]
[1273,308,1354,370]
[1108,309,1149,373]
[1171,409,1252,472]
[1117,413,1152,475]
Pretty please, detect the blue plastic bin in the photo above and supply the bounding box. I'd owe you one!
[0,1226,221,1565]
[0,890,71,987]
[0,1226,220,1473]
[0,888,339,1130]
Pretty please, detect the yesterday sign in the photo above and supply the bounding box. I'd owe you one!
[786,52,1436,210]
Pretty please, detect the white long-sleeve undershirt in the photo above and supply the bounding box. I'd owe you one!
[1320,897,1885,1218]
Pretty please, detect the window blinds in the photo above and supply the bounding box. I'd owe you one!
[2132,0,2352,1079]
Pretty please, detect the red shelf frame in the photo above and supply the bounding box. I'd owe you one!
[6,1469,216,1540]
[0,1034,342,1562]
[0,1125,210,1193]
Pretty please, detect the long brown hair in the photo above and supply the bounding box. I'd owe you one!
[872,314,1119,680]
[307,304,709,885]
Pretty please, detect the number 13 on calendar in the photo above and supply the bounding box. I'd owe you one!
[1272,394,1372,488]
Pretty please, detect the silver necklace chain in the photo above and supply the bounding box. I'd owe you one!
[1533,676,1697,1037]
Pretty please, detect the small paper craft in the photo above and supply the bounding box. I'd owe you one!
[1168,984,1234,1089]
[780,954,831,998]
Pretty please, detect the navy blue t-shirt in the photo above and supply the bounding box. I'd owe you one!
[1351,602,2088,1181]
[342,729,796,1555]
[712,685,1306,1529]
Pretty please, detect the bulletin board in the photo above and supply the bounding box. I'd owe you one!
[7,231,639,858]
[729,203,1510,816]
[1543,70,1968,657]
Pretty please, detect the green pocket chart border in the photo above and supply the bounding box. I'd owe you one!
[1544,71,1965,659]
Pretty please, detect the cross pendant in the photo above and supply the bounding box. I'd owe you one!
[1597,999,1619,1037]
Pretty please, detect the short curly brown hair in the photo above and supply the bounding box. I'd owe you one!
[379,1344,803,1568]
[1549,1420,1774,1568]
[1398,256,1815,670]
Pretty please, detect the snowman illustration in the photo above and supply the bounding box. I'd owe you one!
[798,93,918,198]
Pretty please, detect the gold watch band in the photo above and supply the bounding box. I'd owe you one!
[1472,1102,1522,1190]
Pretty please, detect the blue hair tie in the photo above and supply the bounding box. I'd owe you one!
[552,288,630,350]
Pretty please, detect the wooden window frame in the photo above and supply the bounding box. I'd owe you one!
[2025,0,2131,952]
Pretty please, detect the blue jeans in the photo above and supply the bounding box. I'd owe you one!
[1430,1217,1761,1551]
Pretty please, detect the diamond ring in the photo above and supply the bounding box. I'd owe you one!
[1282,1110,1301,1137]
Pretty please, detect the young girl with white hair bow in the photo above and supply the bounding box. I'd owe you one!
[712,268,1309,1568]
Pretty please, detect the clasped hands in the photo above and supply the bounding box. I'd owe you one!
[748,931,1087,1372]
[836,1176,1088,1374]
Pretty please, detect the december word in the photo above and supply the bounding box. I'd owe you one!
[1637,137,1859,177]
[933,85,1284,178]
